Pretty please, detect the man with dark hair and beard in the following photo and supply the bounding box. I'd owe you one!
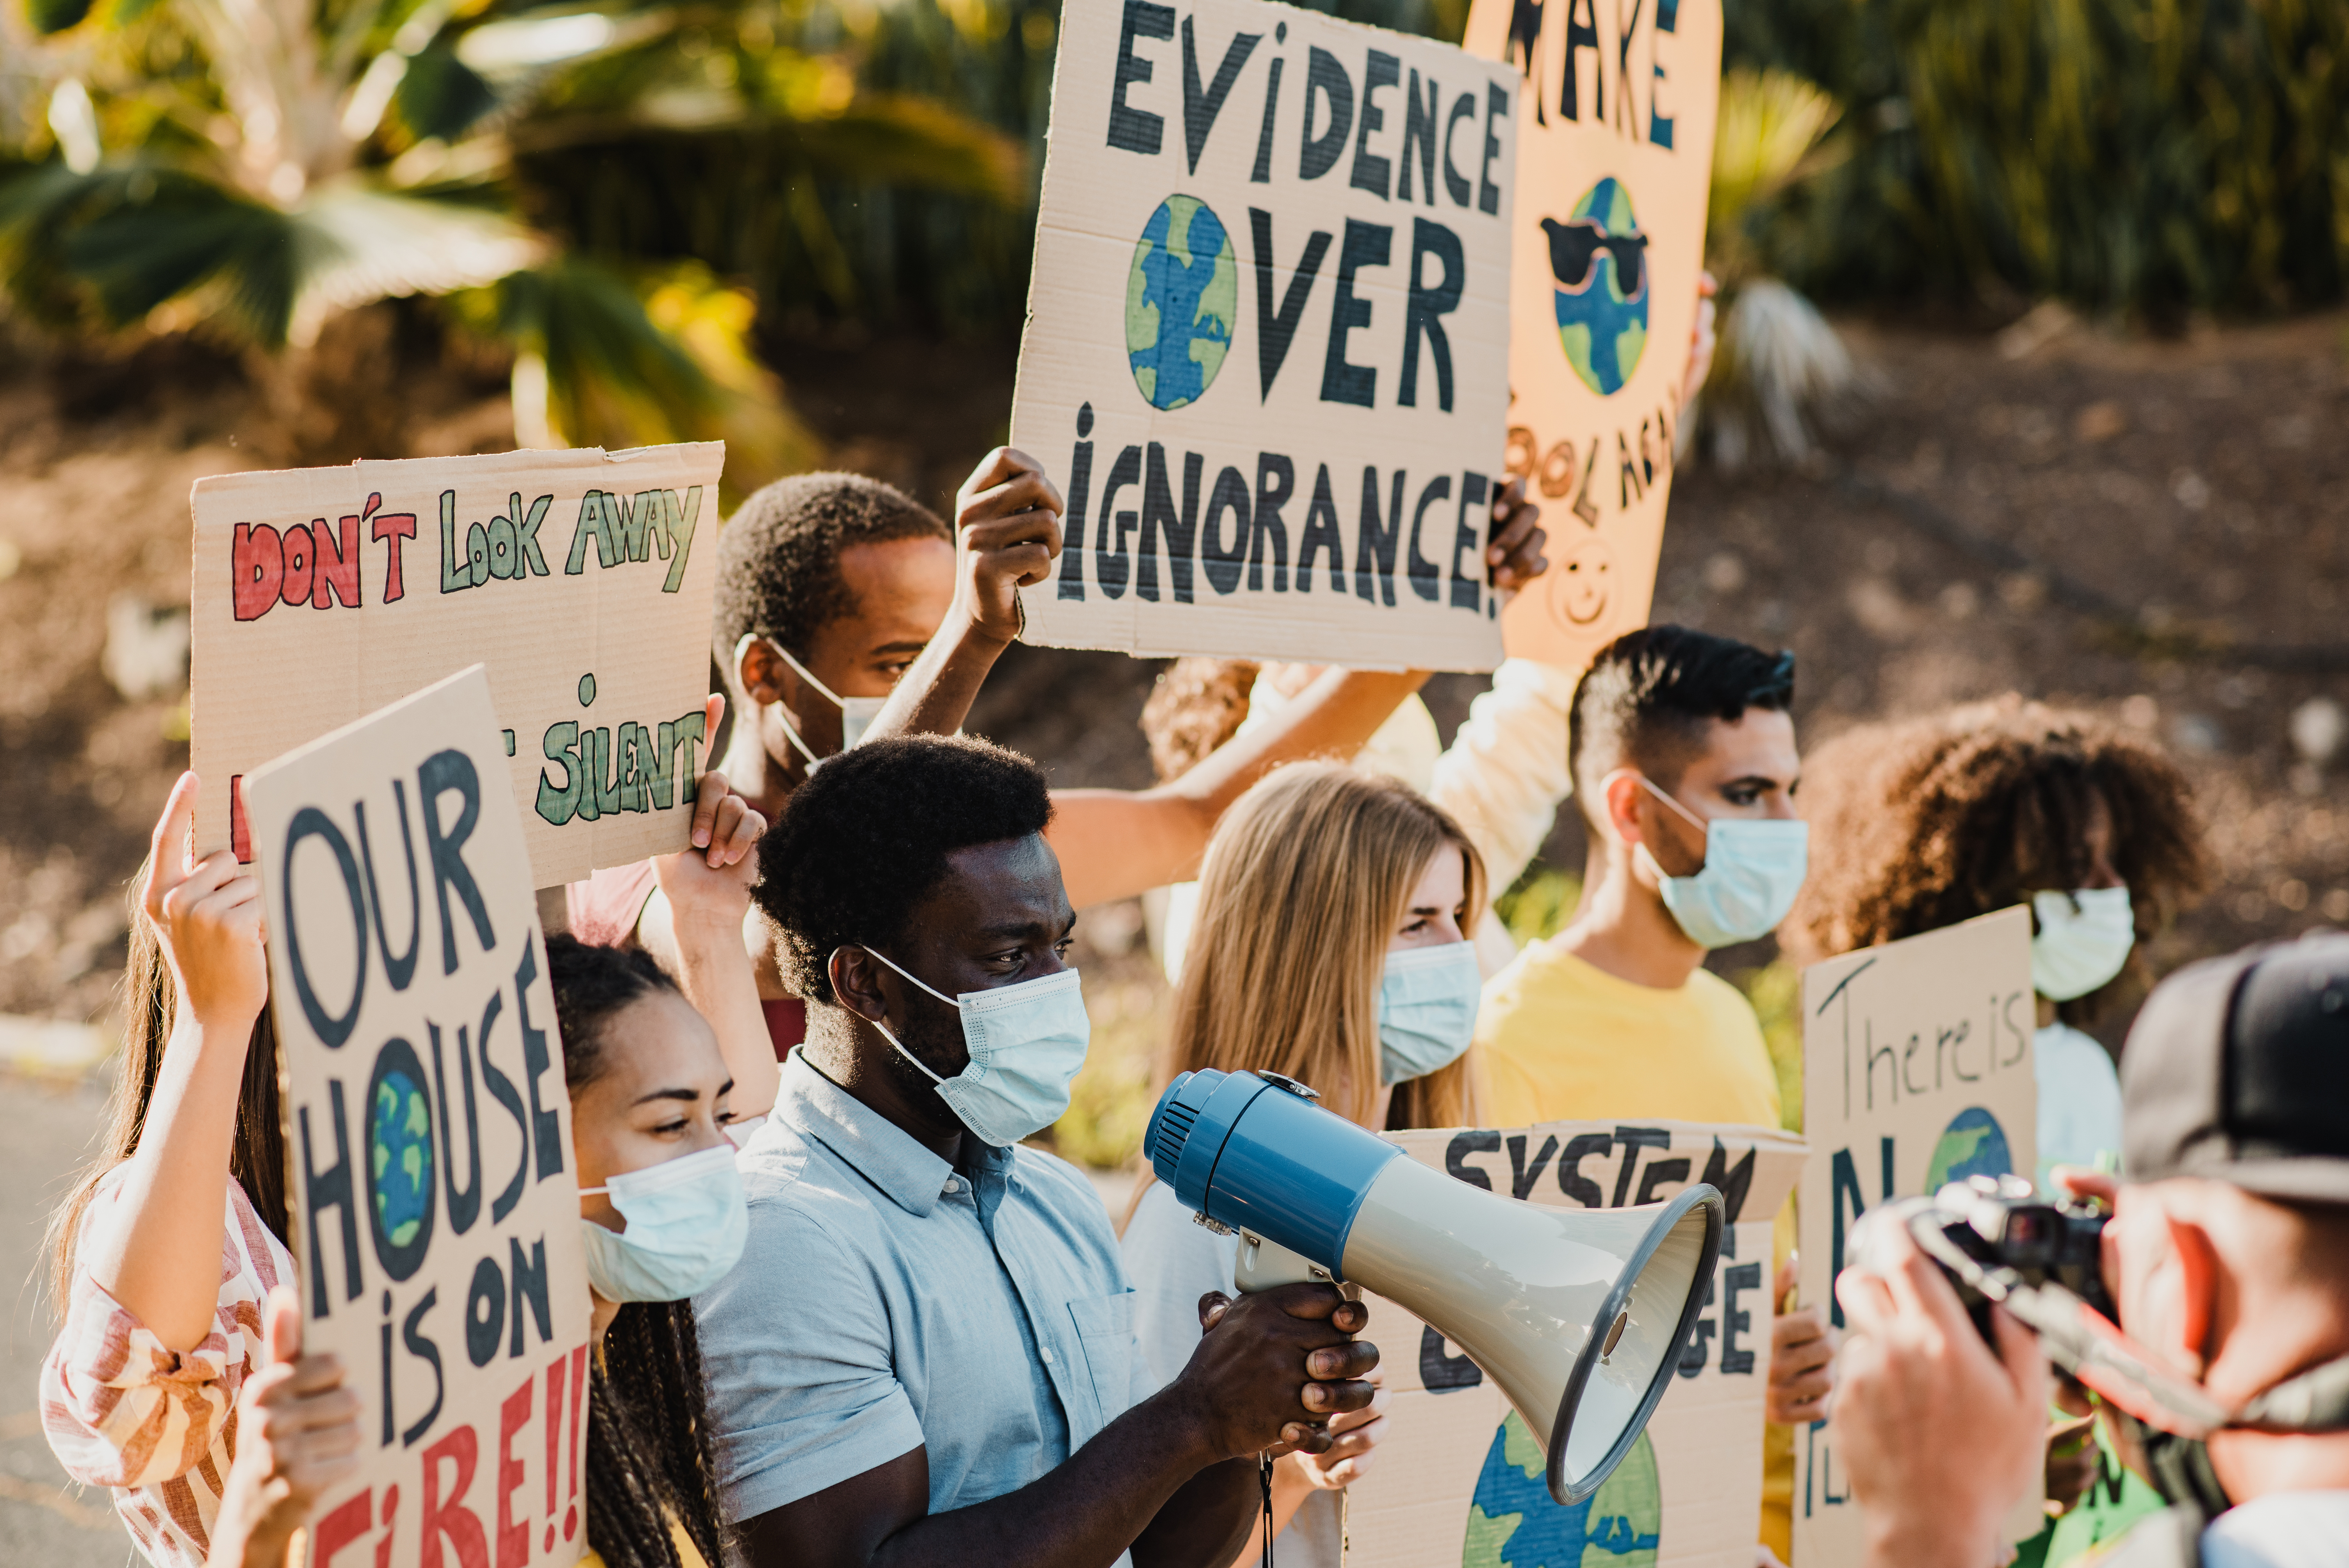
[693,733,1384,1568]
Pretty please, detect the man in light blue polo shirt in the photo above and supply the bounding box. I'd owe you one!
[697,733,1381,1568]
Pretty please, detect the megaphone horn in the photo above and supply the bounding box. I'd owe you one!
[1146,1068,1724,1506]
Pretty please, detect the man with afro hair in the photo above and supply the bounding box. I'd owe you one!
[568,447,1549,1078]
[693,732,1386,1568]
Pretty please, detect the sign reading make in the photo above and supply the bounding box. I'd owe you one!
[249,665,592,1568]
[1463,0,1720,672]
[1012,0,1518,670]
[191,442,724,889]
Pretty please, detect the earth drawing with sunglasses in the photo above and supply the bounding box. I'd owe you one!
[1541,176,1651,397]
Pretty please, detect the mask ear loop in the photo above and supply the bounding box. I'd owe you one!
[834,946,960,1085]
[1598,770,1713,886]
[744,635,843,771]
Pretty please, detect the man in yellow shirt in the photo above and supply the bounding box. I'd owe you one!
[1475,624,1829,1563]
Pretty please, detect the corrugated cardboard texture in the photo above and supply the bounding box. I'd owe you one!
[1460,0,1721,672]
[1793,905,2044,1562]
[1011,0,1516,670]
[1344,1121,1806,1567]
[247,665,593,1568]
[192,442,725,887]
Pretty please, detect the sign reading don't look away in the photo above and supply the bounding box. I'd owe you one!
[1012,0,1518,670]
[249,666,592,1568]
[192,442,724,888]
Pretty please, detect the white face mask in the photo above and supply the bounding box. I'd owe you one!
[1376,941,1481,1084]
[576,1145,749,1303]
[764,637,887,769]
[854,947,1093,1147]
[2030,886,2135,1001]
[1618,772,1809,949]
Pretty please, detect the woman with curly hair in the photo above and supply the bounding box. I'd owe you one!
[1782,697,2214,1188]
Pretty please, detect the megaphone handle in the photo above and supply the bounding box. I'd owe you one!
[1258,1452,1275,1568]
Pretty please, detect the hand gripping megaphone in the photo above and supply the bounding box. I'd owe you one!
[1145,1068,1723,1506]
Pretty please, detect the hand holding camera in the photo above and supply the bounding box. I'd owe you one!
[1833,1212,2052,1568]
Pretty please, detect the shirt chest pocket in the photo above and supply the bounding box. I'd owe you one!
[1062,1291,1140,1446]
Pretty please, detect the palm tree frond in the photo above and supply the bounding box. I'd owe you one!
[286,183,544,343]
[1710,68,1843,275]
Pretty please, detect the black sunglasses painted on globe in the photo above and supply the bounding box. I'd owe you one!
[1538,217,1650,301]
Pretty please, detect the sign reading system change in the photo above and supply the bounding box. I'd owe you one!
[1462,0,1720,670]
[1012,0,1518,670]
[248,665,593,1568]
[192,442,724,889]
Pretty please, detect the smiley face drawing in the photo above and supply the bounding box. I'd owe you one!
[1550,536,1614,627]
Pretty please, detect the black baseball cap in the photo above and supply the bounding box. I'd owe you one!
[2121,931,2349,1203]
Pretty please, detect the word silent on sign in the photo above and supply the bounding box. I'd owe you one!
[231,486,703,622]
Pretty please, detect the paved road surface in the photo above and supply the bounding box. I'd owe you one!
[2,1074,134,1567]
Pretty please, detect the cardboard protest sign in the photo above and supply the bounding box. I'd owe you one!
[1793,905,2042,1562]
[1345,1120,1807,1568]
[248,665,593,1568]
[1010,0,1518,670]
[1460,0,1721,670]
[192,443,724,889]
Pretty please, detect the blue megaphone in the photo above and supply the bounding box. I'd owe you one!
[1145,1067,1723,1506]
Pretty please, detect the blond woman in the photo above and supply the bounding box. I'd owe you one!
[1120,763,1485,1568]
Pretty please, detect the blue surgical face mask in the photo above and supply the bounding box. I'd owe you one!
[2030,886,2134,1001]
[765,637,888,769]
[1377,941,1482,1085]
[1625,773,1810,950]
[859,948,1092,1147]
[577,1144,748,1304]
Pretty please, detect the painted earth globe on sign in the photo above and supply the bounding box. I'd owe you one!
[1926,1106,2015,1192]
[371,1066,435,1250]
[1462,1412,1661,1568]
[1125,194,1238,411]
[1542,176,1650,397]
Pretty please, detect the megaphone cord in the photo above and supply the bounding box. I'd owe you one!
[1259,1453,1275,1568]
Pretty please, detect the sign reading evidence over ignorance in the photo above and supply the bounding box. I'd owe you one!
[1349,1119,1807,1568]
[1463,0,1720,670]
[1794,905,2043,1564]
[248,665,593,1568]
[1012,0,1518,670]
[192,442,724,888]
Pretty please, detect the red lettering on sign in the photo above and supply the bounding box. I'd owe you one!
[233,523,284,621]
[315,1489,372,1566]
[374,1483,400,1568]
[315,514,362,608]
[541,1352,566,1536]
[280,521,316,608]
[564,1343,587,1540]
[420,1425,491,1568]
[496,1374,533,1568]
[371,494,417,604]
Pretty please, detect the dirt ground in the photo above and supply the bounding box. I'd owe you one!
[0,310,2343,1039]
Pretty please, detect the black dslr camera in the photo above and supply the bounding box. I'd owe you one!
[1859,1175,2238,1441]
[1862,1174,2113,1341]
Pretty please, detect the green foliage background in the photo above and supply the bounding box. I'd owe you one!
[1721,0,2349,317]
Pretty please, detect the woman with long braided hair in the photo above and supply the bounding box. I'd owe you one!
[550,932,751,1568]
